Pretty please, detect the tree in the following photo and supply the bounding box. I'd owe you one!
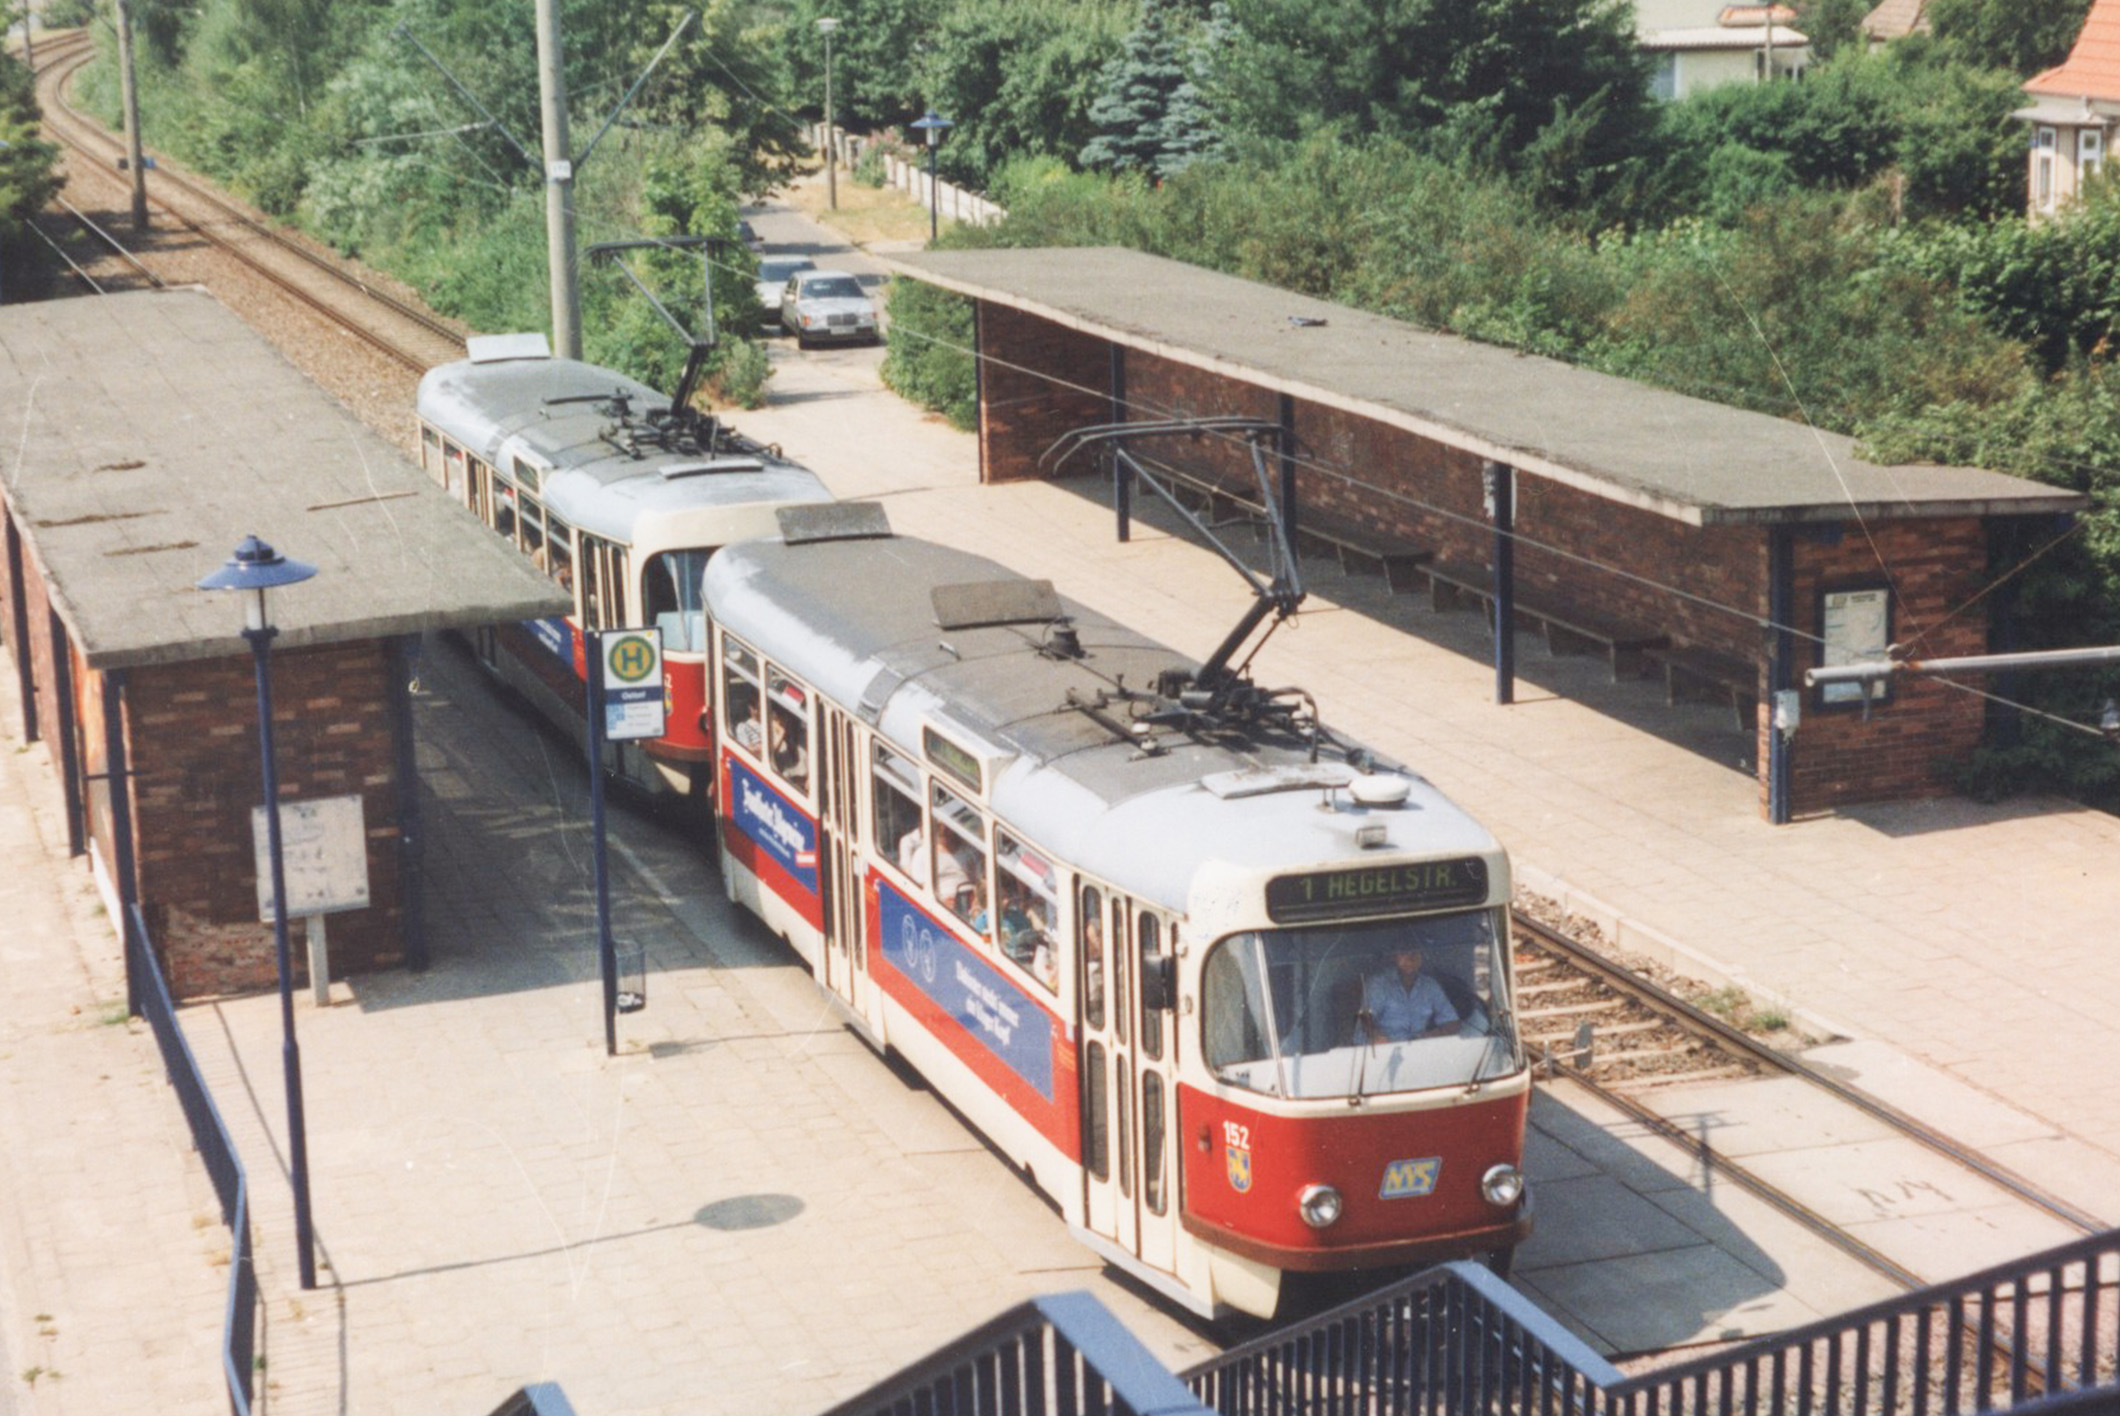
[1079,0,1222,178]
[1,42,64,256]
[922,0,1133,184]
[636,0,809,196]
[1208,0,1657,208]
[1927,0,2092,77]
[1795,0,1870,61]
[775,0,936,132]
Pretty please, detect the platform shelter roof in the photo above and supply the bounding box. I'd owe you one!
[0,290,567,671]
[885,247,2087,529]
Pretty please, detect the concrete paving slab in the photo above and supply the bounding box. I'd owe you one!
[1622,1076,1902,1159]
[1522,1245,1836,1355]
[1512,1174,1714,1270]
[1840,1206,2107,1288]
[1799,1039,2062,1149]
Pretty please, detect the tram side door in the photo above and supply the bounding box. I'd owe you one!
[1078,889,1180,1277]
[815,705,868,1015]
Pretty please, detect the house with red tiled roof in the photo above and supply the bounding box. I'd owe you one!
[1636,0,1808,98]
[2017,0,2120,214]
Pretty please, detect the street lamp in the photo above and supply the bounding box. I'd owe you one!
[816,17,840,212]
[910,108,952,242]
[196,535,320,1291]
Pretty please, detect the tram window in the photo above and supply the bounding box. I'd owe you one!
[1113,906,1131,1047]
[420,427,441,480]
[544,514,576,598]
[931,783,989,934]
[721,638,764,756]
[1083,1042,1109,1181]
[1080,886,1106,1029]
[994,831,1059,992]
[1143,1072,1167,1215]
[874,745,924,881]
[517,492,548,563]
[1139,913,1165,1062]
[1201,911,1514,1099]
[511,456,544,495]
[443,440,466,498]
[578,535,618,628]
[765,670,811,795]
[643,549,712,654]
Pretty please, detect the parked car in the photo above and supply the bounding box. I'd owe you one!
[780,269,880,348]
[755,256,818,327]
[738,219,763,251]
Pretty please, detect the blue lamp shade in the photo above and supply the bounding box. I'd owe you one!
[195,536,317,594]
[911,109,952,145]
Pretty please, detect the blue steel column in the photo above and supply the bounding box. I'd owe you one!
[1768,526,1794,825]
[1112,344,1131,542]
[6,513,36,742]
[102,669,140,1015]
[47,609,85,855]
[390,635,427,971]
[1484,462,1516,706]
[246,622,317,1288]
[587,631,617,1057]
[1278,393,1298,554]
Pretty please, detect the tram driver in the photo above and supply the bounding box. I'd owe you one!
[1358,946,1460,1043]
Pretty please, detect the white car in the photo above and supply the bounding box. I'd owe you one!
[755,256,817,327]
[779,269,880,348]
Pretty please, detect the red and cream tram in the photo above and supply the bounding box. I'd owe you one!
[703,509,1531,1319]
[414,335,832,799]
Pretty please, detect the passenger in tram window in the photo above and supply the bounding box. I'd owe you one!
[726,681,764,753]
[1358,947,1460,1043]
[896,826,925,879]
[769,706,809,790]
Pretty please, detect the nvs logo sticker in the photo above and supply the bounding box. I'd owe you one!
[1379,1156,1442,1199]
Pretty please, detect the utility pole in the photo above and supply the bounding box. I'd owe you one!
[817,17,840,211]
[21,2,33,71]
[532,0,581,360]
[113,0,147,229]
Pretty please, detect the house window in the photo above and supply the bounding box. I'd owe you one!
[2081,127,2104,184]
[2037,126,2058,210]
[1650,53,1677,101]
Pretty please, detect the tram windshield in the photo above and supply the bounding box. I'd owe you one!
[643,548,712,653]
[1201,909,1519,1099]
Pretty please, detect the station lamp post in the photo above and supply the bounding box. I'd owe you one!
[816,17,840,211]
[910,108,952,242]
[195,535,320,1290]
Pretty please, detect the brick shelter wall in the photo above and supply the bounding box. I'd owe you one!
[129,641,407,999]
[1781,518,1989,813]
[977,301,1112,483]
[972,306,2007,819]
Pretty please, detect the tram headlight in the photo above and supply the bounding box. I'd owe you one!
[1480,1164,1525,1209]
[1297,1183,1343,1230]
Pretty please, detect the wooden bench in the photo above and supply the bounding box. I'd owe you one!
[1648,645,1760,731]
[1420,564,1666,682]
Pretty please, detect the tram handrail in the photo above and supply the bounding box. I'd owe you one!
[125,903,257,1416]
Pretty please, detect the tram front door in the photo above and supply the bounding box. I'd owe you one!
[1077,885,1178,1278]
[815,704,869,1017]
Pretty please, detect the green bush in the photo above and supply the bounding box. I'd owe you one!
[881,276,978,429]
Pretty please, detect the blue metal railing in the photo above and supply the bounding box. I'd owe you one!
[1185,1260,1623,1415]
[126,903,257,1416]
[1180,1235,2120,1416]
[815,1291,1217,1416]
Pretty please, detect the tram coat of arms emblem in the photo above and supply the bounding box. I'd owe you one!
[1226,1134,1253,1193]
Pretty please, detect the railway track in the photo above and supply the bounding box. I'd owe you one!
[29,30,462,374]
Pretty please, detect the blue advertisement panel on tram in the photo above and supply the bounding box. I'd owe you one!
[876,880,1054,1103]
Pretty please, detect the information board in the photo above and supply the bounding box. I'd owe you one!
[600,628,668,742]
[1819,586,1892,705]
[252,794,370,922]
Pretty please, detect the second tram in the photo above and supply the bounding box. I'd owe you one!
[703,509,1532,1320]
[415,334,833,800]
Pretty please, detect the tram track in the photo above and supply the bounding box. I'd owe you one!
[30,32,460,375]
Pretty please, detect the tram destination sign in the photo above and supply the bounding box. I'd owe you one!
[1265,857,1490,924]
